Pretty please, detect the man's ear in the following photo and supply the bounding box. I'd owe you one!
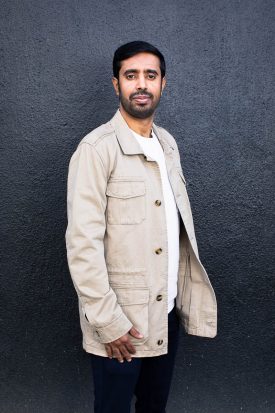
[112,77,119,96]
[161,76,167,94]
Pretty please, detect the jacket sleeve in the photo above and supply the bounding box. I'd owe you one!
[65,142,133,343]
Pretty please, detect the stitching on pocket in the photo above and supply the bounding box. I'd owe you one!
[106,181,145,198]
[106,181,146,224]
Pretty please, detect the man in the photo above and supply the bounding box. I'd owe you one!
[66,41,217,413]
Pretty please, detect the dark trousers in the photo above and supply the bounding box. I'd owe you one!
[90,307,179,413]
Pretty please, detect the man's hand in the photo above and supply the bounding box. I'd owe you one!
[104,327,143,363]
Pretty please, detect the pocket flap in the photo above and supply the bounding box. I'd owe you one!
[115,288,149,305]
[106,181,145,199]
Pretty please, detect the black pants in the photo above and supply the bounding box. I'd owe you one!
[91,307,179,413]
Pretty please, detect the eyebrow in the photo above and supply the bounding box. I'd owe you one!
[123,69,159,76]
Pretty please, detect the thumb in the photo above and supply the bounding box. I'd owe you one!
[129,327,143,339]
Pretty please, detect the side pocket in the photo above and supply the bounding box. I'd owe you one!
[177,168,187,185]
[179,253,192,324]
[114,287,150,345]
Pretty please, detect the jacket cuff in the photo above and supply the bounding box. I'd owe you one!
[94,312,133,344]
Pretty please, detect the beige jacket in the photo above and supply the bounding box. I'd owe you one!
[65,109,217,357]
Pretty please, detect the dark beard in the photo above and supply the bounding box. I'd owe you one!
[118,88,161,119]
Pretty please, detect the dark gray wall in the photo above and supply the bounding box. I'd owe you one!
[1,1,274,412]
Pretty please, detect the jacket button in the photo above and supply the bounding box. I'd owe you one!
[157,340,163,345]
[156,295,163,301]
[155,200,161,206]
[155,248,162,255]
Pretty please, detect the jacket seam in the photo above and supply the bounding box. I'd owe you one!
[82,129,115,147]
[78,141,107,174]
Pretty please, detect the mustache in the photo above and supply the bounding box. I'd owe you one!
[130,90,153,100]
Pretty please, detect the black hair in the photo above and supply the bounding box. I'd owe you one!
[113,41,166,79]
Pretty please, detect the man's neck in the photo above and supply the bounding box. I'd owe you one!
[119,105,154,138]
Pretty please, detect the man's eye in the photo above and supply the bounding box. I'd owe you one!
[148,74,156,79]
[126,74,135,79]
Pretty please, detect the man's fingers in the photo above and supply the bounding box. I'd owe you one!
[112,347,124,363]
[105,344,112,359]
[129,327,143,339]
[125,341,136,355]
[105,332,138,362]
[119,345,133,362]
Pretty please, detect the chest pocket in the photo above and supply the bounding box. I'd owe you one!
[106,180,146,225]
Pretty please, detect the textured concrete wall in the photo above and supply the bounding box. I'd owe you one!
[1,1,274,412]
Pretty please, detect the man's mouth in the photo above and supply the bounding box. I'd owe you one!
[132,94,152,104]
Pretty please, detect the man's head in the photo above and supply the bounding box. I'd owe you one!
[112,41,166,120]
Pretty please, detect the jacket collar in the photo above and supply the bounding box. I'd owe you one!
[110,109,175,157]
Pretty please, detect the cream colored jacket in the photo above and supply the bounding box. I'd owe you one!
[65,109,217,357]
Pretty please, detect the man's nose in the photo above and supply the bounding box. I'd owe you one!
[136,75,147,90]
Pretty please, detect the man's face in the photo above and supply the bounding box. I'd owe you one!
[112,52,166,119]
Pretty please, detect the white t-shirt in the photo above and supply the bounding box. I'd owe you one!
[131,130,180,313]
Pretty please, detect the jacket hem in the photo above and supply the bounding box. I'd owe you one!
[83,342,168,358]
[185,326,217,338]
